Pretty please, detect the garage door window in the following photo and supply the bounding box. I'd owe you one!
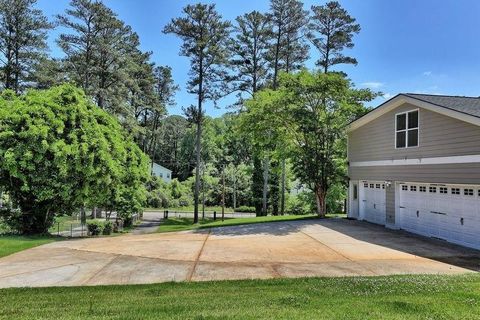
[451,188,460,195]
[402,185,408,191]
[429,186,437,193]
[440,187,448,194]
[464,189,474,196]
[396,110,419,148]
[419,186,426,192]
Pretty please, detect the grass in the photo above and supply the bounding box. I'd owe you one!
[145,206,238,213]
[0,235,58,258]
[0,274,479,319]
[157,214,325,233]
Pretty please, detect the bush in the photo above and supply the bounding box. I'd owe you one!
[286,191,315,215]
[87,221,104,236]
[147,189,170,208]
[102,221,113,235]
[177,195,191,207]
[0,207,55,234]
[235,206,255,213]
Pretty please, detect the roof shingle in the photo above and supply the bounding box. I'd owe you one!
[403,93,480,118]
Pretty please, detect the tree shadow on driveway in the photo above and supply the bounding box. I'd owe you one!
[194,218,480,272]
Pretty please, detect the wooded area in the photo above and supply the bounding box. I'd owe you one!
[0,0,375,233]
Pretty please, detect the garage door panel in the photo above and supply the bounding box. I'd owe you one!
[360,181,386,225]
[399,183,480,250]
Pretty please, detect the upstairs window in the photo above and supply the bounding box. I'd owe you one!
[396,110,419,148]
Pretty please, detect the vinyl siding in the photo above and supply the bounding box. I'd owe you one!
[385,184,395,225]
[348,103,480,162]
[349,163,480,185]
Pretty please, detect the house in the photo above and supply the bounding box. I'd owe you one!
[346,93,480,250]
[151,162,172,183]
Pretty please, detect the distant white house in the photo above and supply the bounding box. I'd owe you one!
[151,162,172,183]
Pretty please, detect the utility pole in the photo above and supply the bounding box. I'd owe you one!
[232,170,237,211]
[280,159,286,215]
[262,158,268,216]
[202,161,205,220]
[222,165,225,221]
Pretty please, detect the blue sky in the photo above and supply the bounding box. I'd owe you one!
[37,0,480,117]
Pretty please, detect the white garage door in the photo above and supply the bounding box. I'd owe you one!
[359,181,386,225]
[399,183,480,250]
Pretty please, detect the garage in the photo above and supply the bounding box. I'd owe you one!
[399,183,480,249]
[359,181,386,225]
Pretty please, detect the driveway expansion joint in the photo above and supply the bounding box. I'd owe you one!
[187,230,211,281]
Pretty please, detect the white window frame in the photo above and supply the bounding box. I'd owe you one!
[395,109,419,149]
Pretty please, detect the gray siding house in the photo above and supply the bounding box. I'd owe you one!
[347,93,480,250]
[151,162,172,183]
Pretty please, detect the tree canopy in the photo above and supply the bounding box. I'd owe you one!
[241,70,374,216]
[0,84,149,233]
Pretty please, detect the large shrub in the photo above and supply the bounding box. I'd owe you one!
[0,85,150,234]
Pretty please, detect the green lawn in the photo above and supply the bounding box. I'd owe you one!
[0,274,479,319]
[0,235,57,258]
[145,206,238,213]
[157,214,328,233]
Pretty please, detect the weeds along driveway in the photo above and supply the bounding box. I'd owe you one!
[0,219,478,288]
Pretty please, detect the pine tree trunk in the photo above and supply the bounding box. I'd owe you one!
[194,56,203,224]
[252,155,263,216]
[194,118,201,224]
[233,172,237,211]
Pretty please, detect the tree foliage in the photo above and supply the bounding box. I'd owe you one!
[243,70,373,216]
[307,1,360,73]
[163,3,231,223]
[0,85,149,233]
[0,0,51,93]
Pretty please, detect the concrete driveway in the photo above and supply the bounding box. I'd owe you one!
[0,219,478,288]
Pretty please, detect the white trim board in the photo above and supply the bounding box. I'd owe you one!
[350,154,480,167]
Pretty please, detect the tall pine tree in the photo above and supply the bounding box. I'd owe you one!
[230,10,272,216]
[0,0,51,93]
[268,0,309,215]
[164,3,231,223]
[307,1,360,73]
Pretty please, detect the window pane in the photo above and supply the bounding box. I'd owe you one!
[407,129,418,147]
[396,113,406,130]
[408,111,418,129]
[396,131,406,148]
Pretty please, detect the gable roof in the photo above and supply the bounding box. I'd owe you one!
[152,162,172,173]
[347,93,480,132]
[403,93,480,118]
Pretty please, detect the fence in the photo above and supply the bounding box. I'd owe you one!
[53,213,140,238]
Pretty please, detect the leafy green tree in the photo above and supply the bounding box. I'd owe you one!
[0,84,149,234]
[307,1,360,73]
[244,70,373,217]
[0,0,51,93]
[163,4,231,223]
